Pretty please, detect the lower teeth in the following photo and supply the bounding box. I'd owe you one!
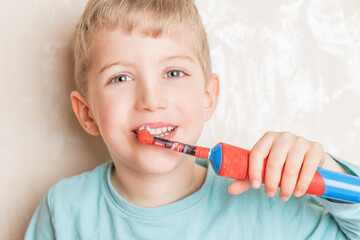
[158,132,170,137]
[158,128,175,137]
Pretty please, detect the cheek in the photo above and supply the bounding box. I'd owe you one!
[93,94,130,134]
[180,86,205,118]
[172,84,206,139]
[94,98,134,158]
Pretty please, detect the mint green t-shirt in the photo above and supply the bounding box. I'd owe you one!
[25,159,360,239]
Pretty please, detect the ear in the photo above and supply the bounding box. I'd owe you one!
[70,91,100,136]
[204,74,220,121]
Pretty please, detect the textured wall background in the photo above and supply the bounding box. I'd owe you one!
[1,0,359,239]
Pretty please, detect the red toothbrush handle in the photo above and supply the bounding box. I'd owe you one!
[215,142,325,195]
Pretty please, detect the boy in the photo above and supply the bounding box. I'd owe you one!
[26,0,360,239]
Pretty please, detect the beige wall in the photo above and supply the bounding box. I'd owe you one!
[1,0,359,239]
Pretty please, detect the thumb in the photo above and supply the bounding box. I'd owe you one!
[228,179,251,195]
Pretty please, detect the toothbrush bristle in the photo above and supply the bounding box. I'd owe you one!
[139,125,148,131]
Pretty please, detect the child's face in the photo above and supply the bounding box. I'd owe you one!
[72,26,218,174]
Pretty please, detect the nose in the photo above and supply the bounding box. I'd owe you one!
[135,82,168,112]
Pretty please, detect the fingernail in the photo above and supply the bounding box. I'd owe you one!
[279,195,289,201]
[294,190,302,197]
[266,191,275,198]
[228,186,233,195]
[252,180,261,189]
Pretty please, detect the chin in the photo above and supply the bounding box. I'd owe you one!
[136,150,186,175]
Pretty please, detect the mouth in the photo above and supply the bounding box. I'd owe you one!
[133,125,176,138]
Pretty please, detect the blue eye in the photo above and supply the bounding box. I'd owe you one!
[164,70,185,78]
[111,75,133,83]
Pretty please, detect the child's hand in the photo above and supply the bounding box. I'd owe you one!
[228,131,327,201]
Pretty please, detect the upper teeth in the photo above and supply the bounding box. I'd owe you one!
[139,125,175,136]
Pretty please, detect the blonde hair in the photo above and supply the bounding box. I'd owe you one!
[74,0,212,95]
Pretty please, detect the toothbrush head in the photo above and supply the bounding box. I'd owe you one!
[137,125,154,144]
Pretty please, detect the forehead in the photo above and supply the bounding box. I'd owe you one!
[89,25,200,67]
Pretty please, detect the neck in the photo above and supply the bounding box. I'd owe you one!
[111,156,207,208]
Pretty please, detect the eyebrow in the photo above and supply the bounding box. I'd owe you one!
[99,60,133,74]
[161,55,196,64]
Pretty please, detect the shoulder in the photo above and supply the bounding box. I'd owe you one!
[47,161,112,211]
[25,162,113,239]
[52,161,110,192]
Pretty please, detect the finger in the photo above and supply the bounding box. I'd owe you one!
[228,179,251,195]
[279,139,308,201]
[249,132,275,189]
[264,132,294,197]
[294,142,324,197]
